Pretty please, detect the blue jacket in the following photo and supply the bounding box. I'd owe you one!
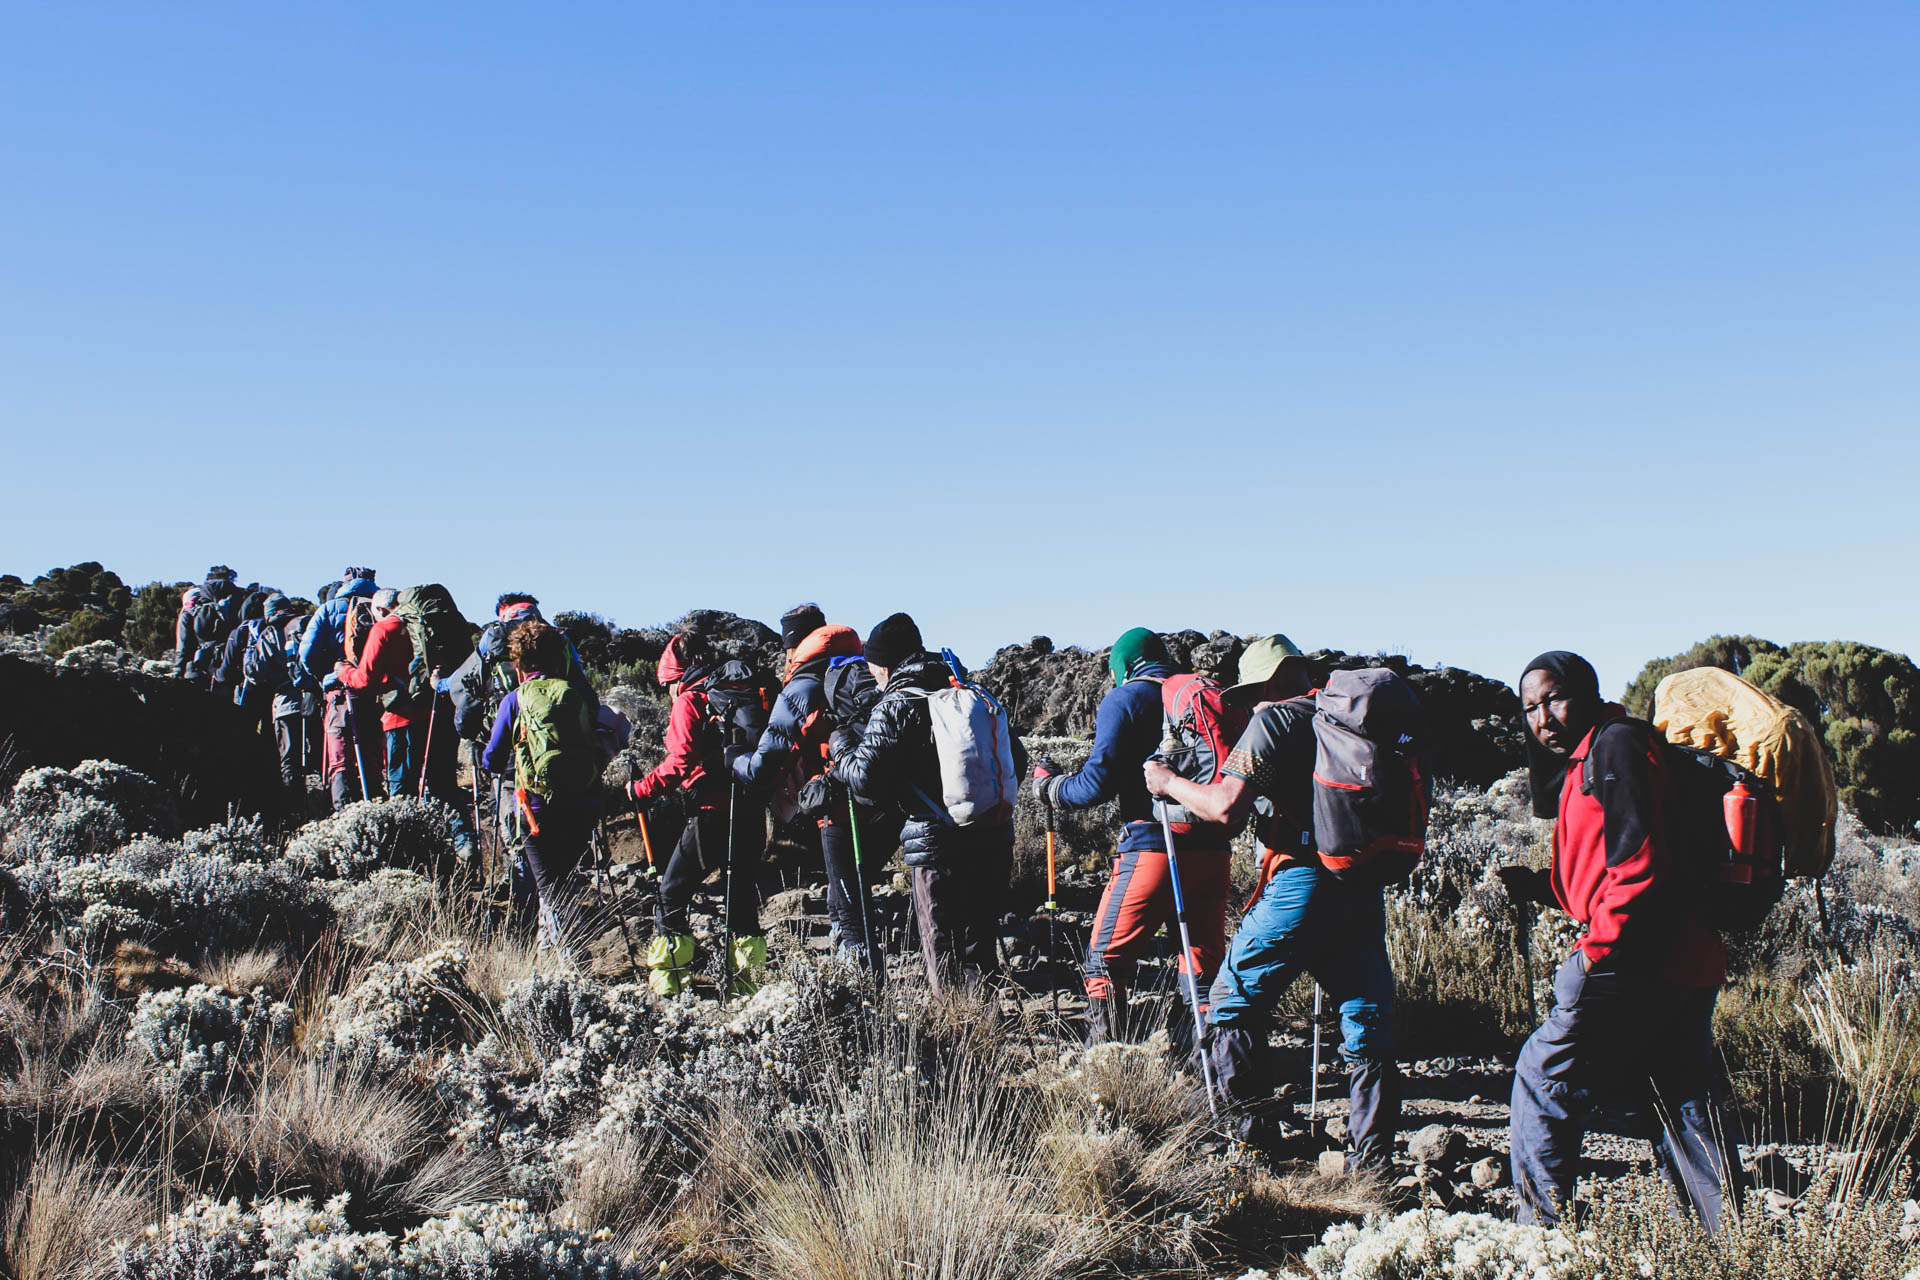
[734,665,824,790]
[1055,666,1172,853]
[297,576,377,682]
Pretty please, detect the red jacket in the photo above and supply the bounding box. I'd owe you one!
[1552,711,1725,987]
[633,685,723,810]
[336,614,416,732]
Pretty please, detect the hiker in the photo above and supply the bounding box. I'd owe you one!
[1144,636,1402,1174]
[174,587,210,681]
[631,632,770,997]
[1500,650,1742,1230]
[733,604,887,974]
[831,613,1023,995]
[1034,627,1233,1049]
[481,620,602,967]
[297,567,386,809]
[236,593,318,820]
[445,593,597,907]
[333,588,478,859]
[211,587,273,710]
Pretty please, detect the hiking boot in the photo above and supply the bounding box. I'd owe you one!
[647,933,696,997]
[728,935,768,997]
[1085,989,1130,1046]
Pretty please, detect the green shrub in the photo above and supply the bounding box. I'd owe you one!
[125,580,192,658]
[41,608,121,656]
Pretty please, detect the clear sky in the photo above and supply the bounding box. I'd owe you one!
[4,4,1915,696]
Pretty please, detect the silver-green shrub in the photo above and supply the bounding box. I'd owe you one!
[126,982,294,1101]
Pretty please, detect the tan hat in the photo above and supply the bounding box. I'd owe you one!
[1223,634,1310,704]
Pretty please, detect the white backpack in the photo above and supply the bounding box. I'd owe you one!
[908,650,1020,827]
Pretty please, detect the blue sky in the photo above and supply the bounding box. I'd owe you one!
[4,4,1915,696]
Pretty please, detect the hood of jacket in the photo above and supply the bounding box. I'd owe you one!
[786,624,863,681]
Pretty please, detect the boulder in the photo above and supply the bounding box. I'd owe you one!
[1405,1123,1467,1170]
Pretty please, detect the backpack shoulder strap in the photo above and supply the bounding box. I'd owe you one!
[1577,715,1654,795]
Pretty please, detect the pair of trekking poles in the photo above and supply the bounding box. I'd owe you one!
[1039,787,1221,1122]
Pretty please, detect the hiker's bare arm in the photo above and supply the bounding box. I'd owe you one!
[1142,761,1254,828]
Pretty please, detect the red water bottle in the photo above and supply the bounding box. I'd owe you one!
[1723,782,1757,883]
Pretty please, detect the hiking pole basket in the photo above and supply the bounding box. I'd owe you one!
[1155,796,1220,1122]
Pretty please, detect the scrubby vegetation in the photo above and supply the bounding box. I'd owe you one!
[3,574,1919,1275]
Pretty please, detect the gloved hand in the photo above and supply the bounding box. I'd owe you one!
[1495,865,1554,906]
[828,727,862,763]
[796,773,836,819]
[723,745,750,774]
[435,676,452,695]
[319,672,341,693]
[1031,757,1064,807]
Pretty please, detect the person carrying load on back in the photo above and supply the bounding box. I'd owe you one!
[335,588,479,860]
[1144,636,1409,1174]
[733,604,887,975]
[631,632,771,998]
[1500,651,1745,1231]
[211,585,272,707]
[831,613,1024,995]
[174,587,210,681]
[1033,627,1234,1050]
[235,593,318,822]
[482,620,602,969]
[297,567,386,810]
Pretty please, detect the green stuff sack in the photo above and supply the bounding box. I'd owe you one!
[385,584,476,710]
[513,676,602,800]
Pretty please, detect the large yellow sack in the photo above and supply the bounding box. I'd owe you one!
[1654,666,1838,877]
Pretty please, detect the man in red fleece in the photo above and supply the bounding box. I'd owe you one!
[335,588,478,856]
[1500,650,1741,1231]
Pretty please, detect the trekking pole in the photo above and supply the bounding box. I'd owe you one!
[341,689,372,803]
[470,741,492,942]
[1514,897,1538,1026]
[848,797,879,981]
[1309,983,1324,1124]
[1043,797,1061,1023]
[418,694,438,801]
[722,780,738,1006]
[596,817,641,972]
[1155,796,1219,1122]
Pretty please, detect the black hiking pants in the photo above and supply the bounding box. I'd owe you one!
[657,797,766,938]
[821,817,884,973]
[910,841,1011,995]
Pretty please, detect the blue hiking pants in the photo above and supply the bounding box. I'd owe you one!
[1511,949,1740,1229]
[1207,863,1400,1169]
[384,707,476,850]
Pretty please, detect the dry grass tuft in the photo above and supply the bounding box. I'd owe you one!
[200,946,293,998]
[2,1142,150,1280]
[204,1051,504,1228]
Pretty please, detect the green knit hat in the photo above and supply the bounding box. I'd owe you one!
[1108,628,1171,687]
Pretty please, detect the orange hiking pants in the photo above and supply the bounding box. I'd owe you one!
[1083,845,1230,1002]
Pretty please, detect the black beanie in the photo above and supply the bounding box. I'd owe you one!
[781,602,826,649]
[864,612,923,669]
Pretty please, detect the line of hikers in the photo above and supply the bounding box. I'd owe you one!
[175,570,1837,1229]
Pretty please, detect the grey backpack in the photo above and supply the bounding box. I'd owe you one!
[1311,667,1431,885]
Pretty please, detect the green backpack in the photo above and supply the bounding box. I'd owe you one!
[513,677,601,800]
[383,584,476,710]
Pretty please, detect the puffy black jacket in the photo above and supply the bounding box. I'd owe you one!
[833,651,1019,867]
